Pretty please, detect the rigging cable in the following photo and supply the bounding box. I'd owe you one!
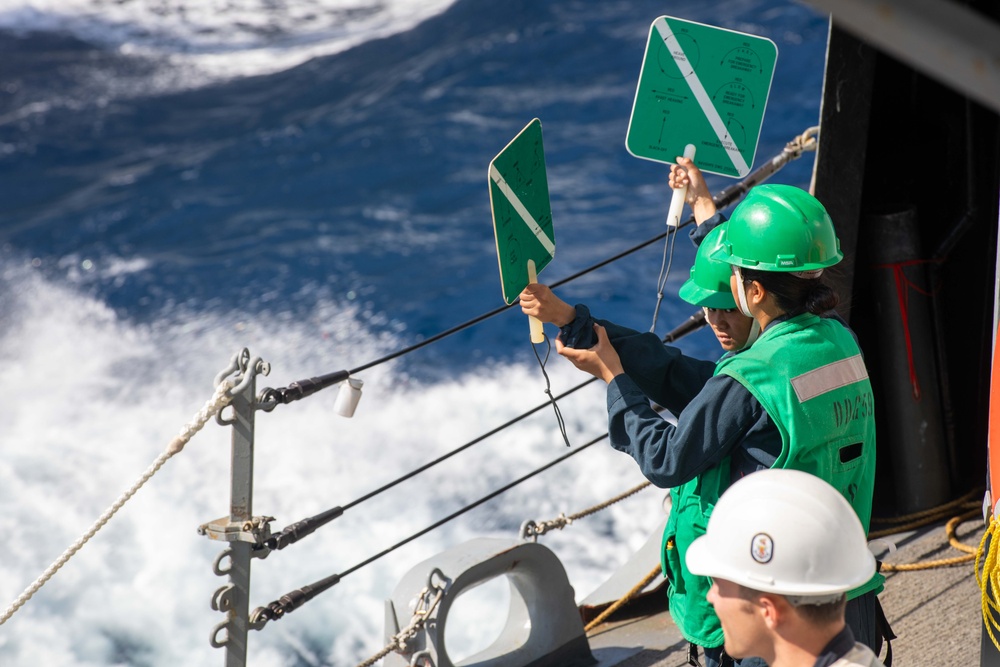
[264,377,599,550]
[249,435,606,628]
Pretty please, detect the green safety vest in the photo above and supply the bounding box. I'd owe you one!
[662,462,729,646]
[662,312,881,648]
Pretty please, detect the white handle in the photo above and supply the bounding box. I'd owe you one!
[527,259,544,343]
[666,144,698,227]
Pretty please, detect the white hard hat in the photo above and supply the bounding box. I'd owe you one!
[686,468,875,599]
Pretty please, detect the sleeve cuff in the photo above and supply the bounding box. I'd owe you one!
[559,303,598,348]
[688,212,726,246]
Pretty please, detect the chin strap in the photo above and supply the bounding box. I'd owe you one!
[740,319,761,350]
[734,266,754,318]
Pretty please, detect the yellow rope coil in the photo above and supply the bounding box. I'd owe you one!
[868,491,980,539]
[977,513,1000,652]
[880,508,982,572]
[872,488,981,526]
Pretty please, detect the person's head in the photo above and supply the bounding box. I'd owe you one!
[703,578,848,661]
[712,185,842,321]
[686,468,875,660]
[679,226,758,351]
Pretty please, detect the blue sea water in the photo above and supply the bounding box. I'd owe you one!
[0,1,828,665]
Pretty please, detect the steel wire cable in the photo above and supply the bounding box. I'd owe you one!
[250,434,605,626]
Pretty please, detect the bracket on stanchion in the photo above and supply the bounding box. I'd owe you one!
[199,515,275,552]
[215,348,271,425]
[200,516,275,574]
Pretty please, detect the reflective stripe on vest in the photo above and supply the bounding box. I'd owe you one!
[791,354,869,402]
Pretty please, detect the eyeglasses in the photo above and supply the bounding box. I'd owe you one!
[703,307,738,314]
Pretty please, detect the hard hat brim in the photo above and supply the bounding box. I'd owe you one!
[678,279,737,309]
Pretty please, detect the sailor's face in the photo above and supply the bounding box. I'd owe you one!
[706,578,767,659]
[703,307,753,351]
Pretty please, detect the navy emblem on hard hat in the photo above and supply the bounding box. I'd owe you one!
[751,533,774,564]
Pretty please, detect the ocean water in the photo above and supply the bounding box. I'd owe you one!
[0,1,828,665]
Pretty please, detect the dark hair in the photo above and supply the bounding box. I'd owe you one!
[736,584,846,625]
[741,268,839,315]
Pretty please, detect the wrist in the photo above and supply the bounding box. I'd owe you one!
[693,197,717,224]
[553,302,577,327]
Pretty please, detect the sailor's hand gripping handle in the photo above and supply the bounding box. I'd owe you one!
[666,144,697,227]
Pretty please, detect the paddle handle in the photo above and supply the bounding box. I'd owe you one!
[666,144,698,227]
[527,259,544,343]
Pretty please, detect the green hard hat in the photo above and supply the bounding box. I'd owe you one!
[712,185,843,272]
[679,226,738,309]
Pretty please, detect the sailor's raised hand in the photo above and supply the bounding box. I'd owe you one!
[669,156,716,225]
[519,283,576,327]
[668,161,693,195]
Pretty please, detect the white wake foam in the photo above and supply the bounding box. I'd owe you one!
[0,0,458,92]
